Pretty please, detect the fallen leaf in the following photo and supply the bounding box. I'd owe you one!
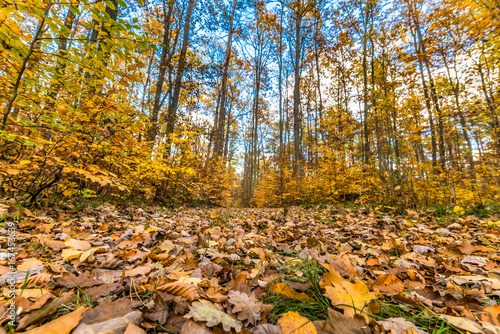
[271,282,312,300]
[324,280,377,318]
[374,274,405,293]
[185,299,242,332]
[73,311,142,334]
[65,238,92,251]
[377,317,427,334]
[158,281,200,301]
[482,305,500,326]
[278,311,317,334]
[180,319,213,334]
[313,308,371,334]
[18,258,44,271]
[62,249,83,261]
[124,323,146,334]
[124,264,154,277]
[24,307,87,334]
[439,315,484,334]
[228,290,263,325]
[252,324,283,334]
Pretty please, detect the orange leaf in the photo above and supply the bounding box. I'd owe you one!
[158,282,200,301]
[278,311,317,334]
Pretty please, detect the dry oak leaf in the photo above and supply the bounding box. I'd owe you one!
[228,290,263,325]
[185,299,242,332]
[158,282,200,301]
[278,311,317,334]
[271,282,312,300]
[180,319,214,334]
[313,308,372,334]
[24,306,87,334]
[439,315,484,334]
[482,305,500,326]
[64,238,92,251]
[323,281,377,318]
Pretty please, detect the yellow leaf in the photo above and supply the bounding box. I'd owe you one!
[270,282,312,300]
[277,311,317,334]
[324,280,377,318]
[319,264,343,288]
[62,249,83,261]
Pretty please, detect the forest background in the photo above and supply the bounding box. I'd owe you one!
[1,0,499,211]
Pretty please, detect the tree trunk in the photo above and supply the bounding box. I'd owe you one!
[293,13,302,176]
[147,0,175,145]
[164,0,195,156]
[214,0,238,157]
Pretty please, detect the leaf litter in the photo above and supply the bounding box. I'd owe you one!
[1,203,500,333]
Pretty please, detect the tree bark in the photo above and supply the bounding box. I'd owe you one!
[214,0,238,157]
[164,0,195,156]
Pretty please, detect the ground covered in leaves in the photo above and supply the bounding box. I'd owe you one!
[1,202,500,334]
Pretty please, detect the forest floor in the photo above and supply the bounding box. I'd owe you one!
[1,201,500,334]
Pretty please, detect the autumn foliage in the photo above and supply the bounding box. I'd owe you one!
[1,0,499,209]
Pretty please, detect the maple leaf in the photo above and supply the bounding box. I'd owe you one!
[185,299,242,332]
[228,290,263,325]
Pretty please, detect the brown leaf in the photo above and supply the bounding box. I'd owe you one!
[143,295,170,324]
[64,238,92,251]
[52,273,104,289]
[228,290,263,325]
[24,306,87,334]
[252,324,283,334]
[180,319,213,334]
[18,291,76,330]
[164,314,188,332]
[124,323,146,334]
[158,282,200,301]
[124,264,155,277]
[313,308,372,334]
[18,258,44,271]
[377,318,427,334]
[80,298,139,325]
[374,274,405,293]
[73,311,143,334]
